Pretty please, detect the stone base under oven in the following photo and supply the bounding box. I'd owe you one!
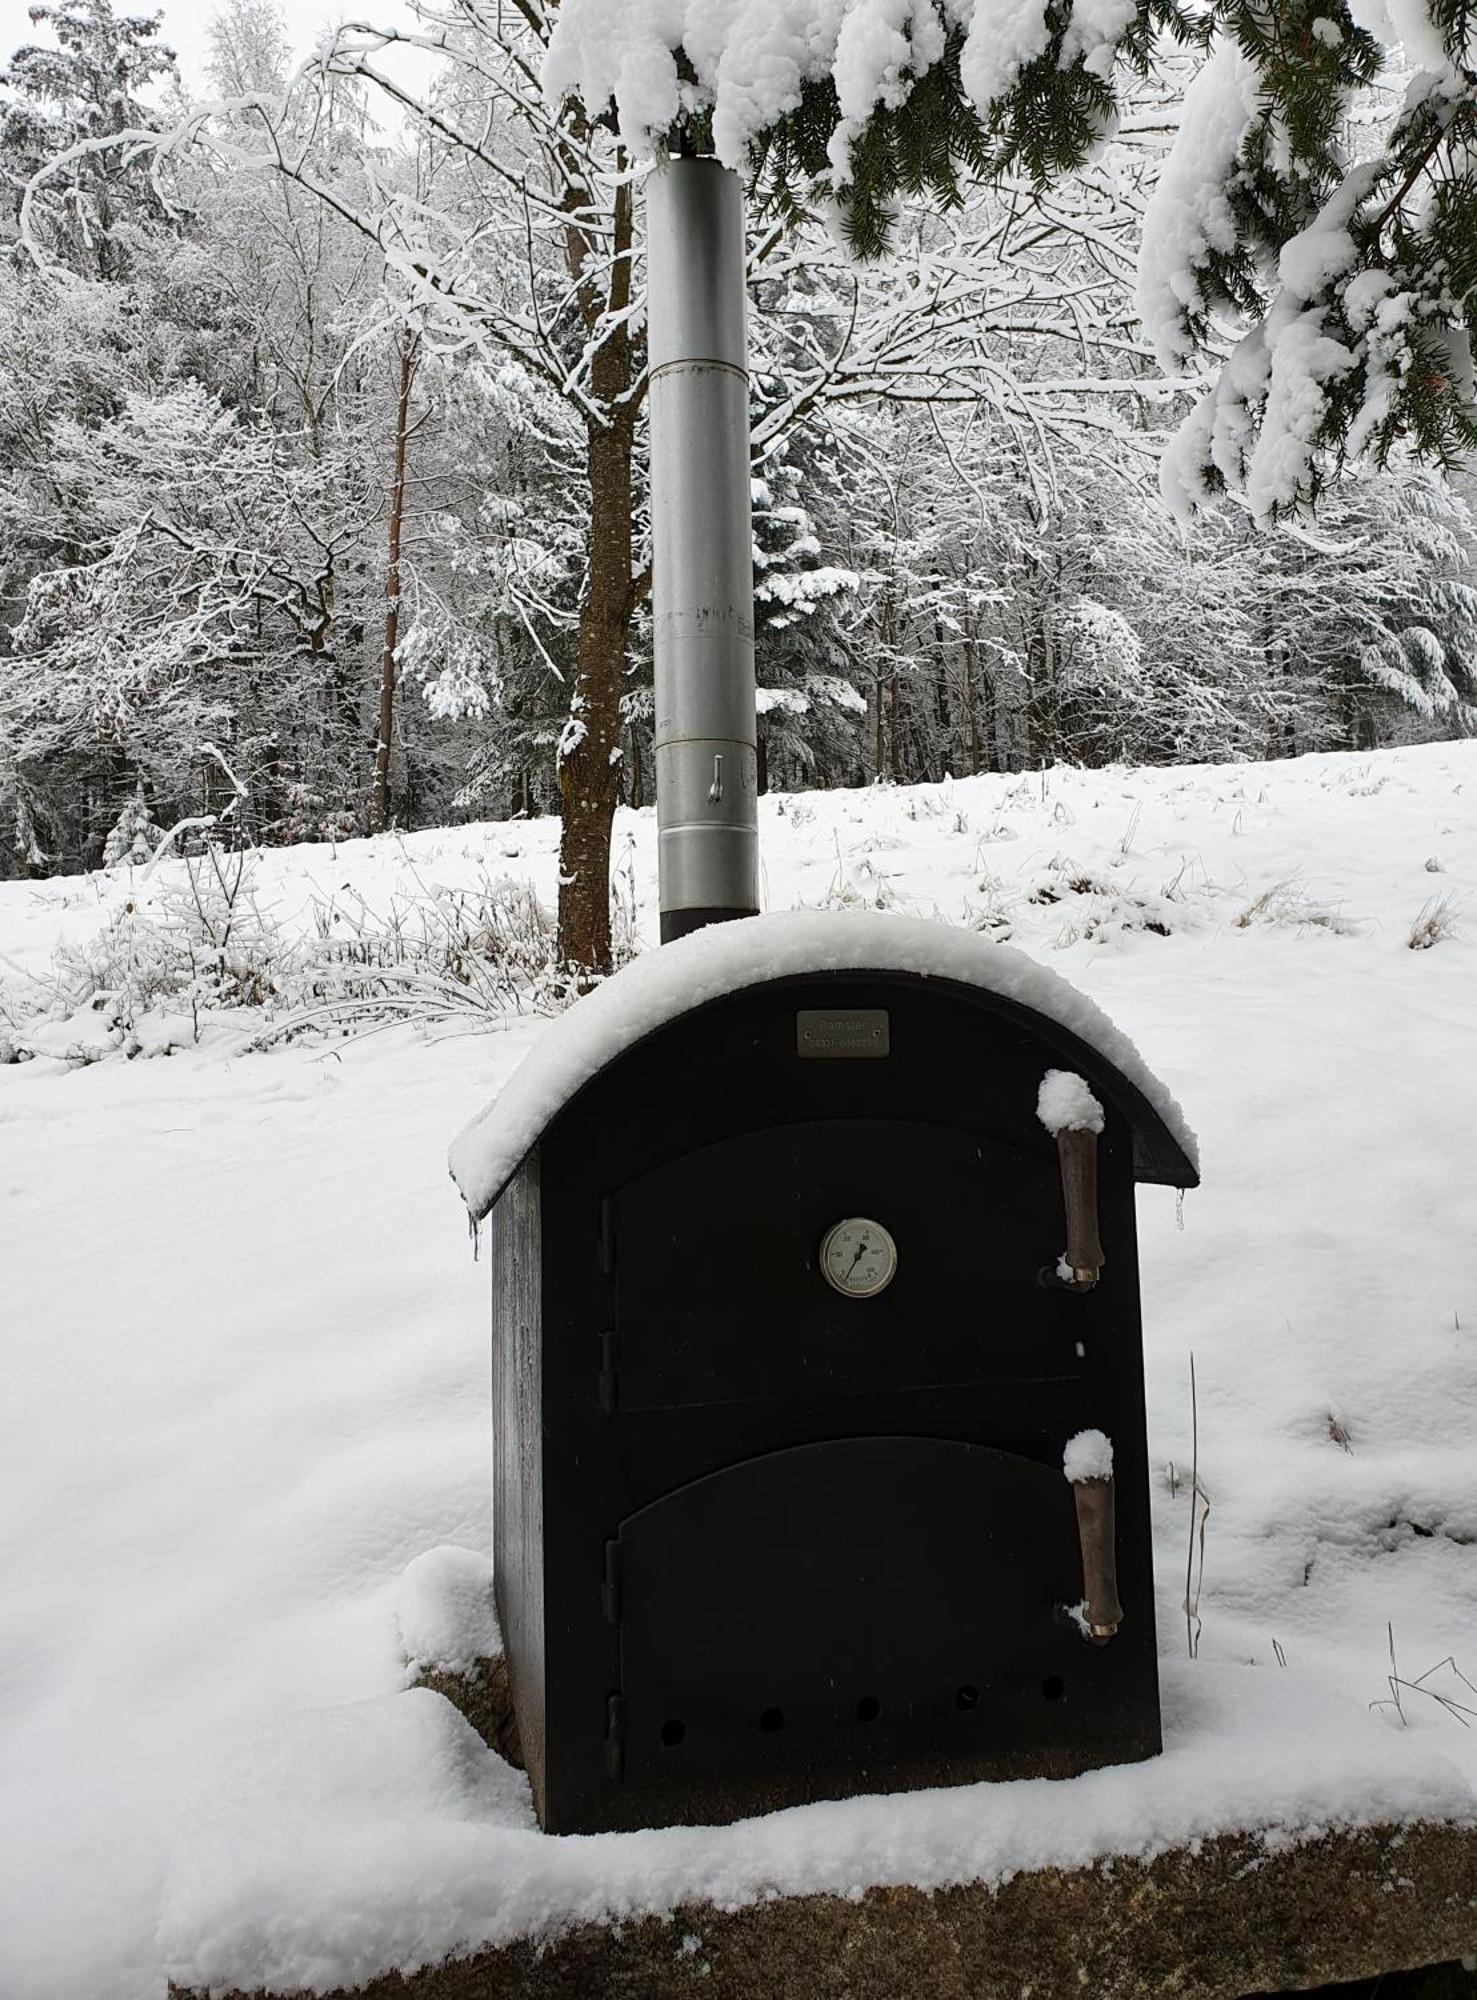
[167,1814,1477,2000]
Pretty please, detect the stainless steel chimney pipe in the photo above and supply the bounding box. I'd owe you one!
[646,157,760,942]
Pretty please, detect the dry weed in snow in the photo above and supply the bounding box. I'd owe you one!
[1407,896,1461,950]
[1233,880,1359,935]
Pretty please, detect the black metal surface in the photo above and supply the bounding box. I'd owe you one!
[1249,1967,1477,1998]
[617,1435,1156,1816]
[613,1117,1067,1409]
[490,968,1173,1833]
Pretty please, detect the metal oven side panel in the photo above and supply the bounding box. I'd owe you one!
[491,1149,547,1818]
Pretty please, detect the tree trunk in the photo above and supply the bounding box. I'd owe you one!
[964,635,982,776]
[556,169,636,975]
[557,419,633,972]
[372,334,418,834]
[932,615,950,777]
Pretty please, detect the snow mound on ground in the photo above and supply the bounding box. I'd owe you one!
[156,1665,1476,1997]
[157,1690,536,1998]
[395,1548,501,1676]
[448,909,1198,1219]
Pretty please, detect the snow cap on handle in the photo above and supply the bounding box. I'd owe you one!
[1064,1429,1115,1484]
[1038,1070,1106,1137]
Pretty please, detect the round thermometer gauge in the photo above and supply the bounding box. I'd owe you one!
[820,1217,898,1300]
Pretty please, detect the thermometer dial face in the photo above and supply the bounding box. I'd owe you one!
[820,1217,898,1300]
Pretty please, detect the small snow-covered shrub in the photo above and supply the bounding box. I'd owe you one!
[1020,856,1179,947]
[262,849,643,1041]
[1,849,616,1058]
[610,835,642,967]
[51,847,285,1034]
[285,867,567,1036]
[820,862,898,912]
[967,866,1014,940]
[903,791,948,822]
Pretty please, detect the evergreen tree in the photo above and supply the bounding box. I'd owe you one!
[1237,466,1477,748]
[101,779,162,865]
[1,0,179,277]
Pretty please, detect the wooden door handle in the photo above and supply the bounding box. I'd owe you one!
[1057,1127,1104,1289]
[1072,1474,1123,1642]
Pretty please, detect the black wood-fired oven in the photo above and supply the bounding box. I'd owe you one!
[461,917,1198,1835]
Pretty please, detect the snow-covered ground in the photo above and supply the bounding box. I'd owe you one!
[2,742,1476,1999]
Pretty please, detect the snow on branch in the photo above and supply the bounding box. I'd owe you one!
[545,0,1477,511]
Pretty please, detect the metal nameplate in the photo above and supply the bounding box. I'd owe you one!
[796,1009,890,1058]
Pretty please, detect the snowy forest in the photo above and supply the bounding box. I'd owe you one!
[3,0,1477,901]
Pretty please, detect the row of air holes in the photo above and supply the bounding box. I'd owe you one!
[659,1676,1065,1747]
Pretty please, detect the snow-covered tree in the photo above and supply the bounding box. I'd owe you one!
[102,780,163,866]
[1238,465,1477,748]
[2,0,179,277]
[751,438,866,792]
[4,381,343,843]
[6,0,1476,892]
[90,7,1177,965]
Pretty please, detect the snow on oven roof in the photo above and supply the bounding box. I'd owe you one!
[449,910,1199,1220]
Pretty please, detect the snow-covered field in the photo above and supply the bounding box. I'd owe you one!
[3,742,1476,1999]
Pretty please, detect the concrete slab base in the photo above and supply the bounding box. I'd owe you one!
[168,1818,1477,2000]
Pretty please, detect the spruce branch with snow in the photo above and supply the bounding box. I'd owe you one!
[546,0,1477,515]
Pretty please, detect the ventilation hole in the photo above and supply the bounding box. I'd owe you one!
[759,1706,785,1733]
[855,1695,881,1724]
[660,1718,685,1747]
[1042,1675,1066,1702]
[955,1684,979,1711]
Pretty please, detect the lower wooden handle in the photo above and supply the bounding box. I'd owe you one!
[1072,1475,1123,1642]
[1058,1128,1104,1287]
